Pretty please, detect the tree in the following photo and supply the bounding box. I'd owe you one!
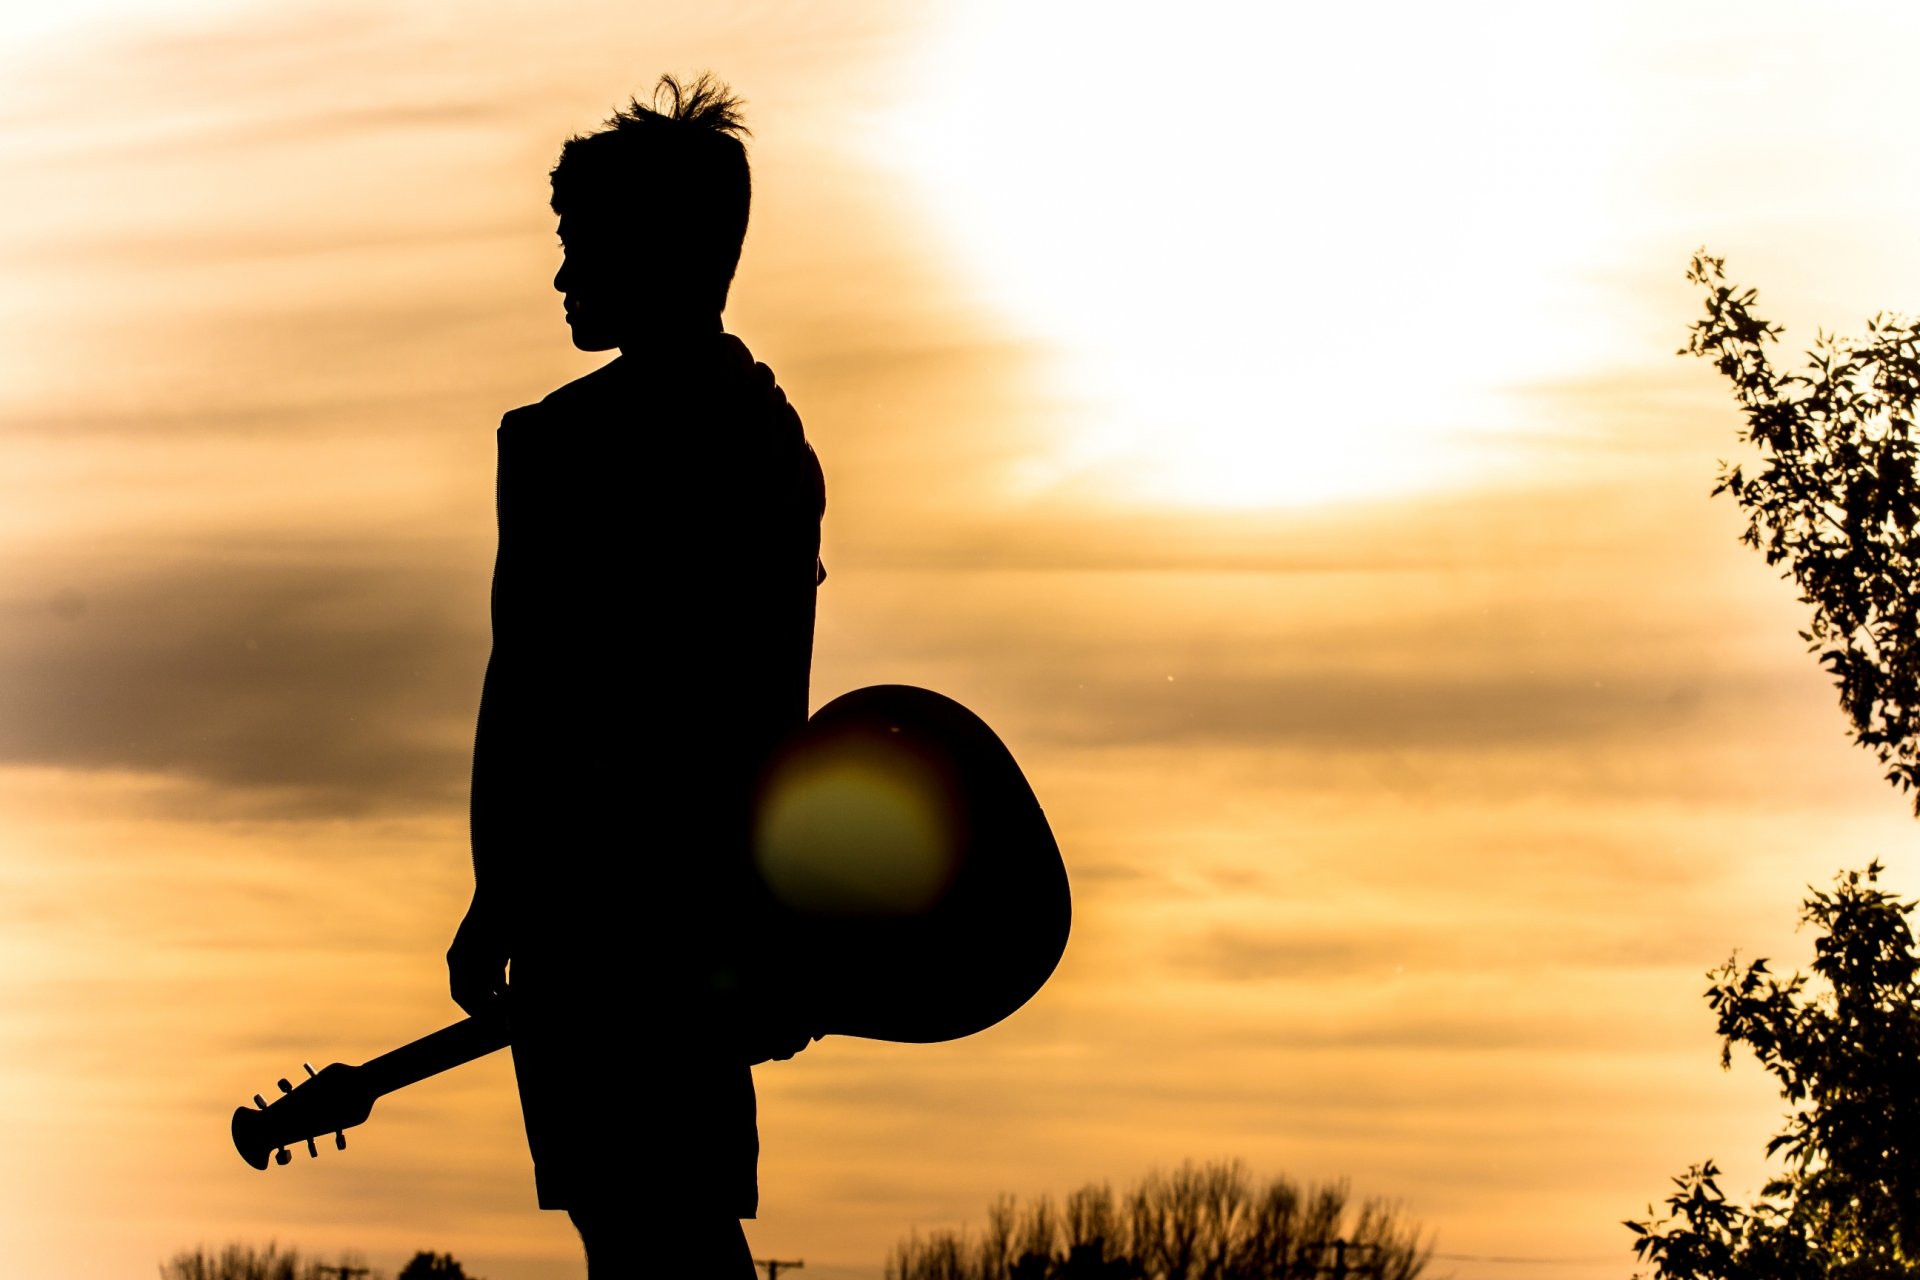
[887,1159,1431,1280]
[397,1254,476,1280]
[1628,256,1920,1279]
[160,1243,307,1280]
[1627,865,1920,1278]
[1682,252,1920,811]
[158,1244,382,1280]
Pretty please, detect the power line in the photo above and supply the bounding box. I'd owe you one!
[1302,1241,1616,1271]
[1304,1238,1374,1280]
[1430,1252,1619,1265]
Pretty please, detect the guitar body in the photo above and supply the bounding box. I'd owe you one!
[752,685,1071,1043]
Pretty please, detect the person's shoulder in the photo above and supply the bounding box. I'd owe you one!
[496,358,630,436]
[536,358,631,418]
[540,357,630,408]
[715,336,824,522]
[715,335,808,450]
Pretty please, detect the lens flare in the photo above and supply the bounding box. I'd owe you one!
[753,742,960,917]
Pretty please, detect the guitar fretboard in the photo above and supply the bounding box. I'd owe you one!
[358,1013,511,1098]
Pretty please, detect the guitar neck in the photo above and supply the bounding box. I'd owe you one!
[356,1013,511,1098]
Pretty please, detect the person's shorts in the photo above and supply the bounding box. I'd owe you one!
[508,952,759,1217]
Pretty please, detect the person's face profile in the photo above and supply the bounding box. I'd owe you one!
[553,206,708,351]
[553,213,637,352]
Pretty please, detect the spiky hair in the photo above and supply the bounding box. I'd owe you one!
[549,73,753,311]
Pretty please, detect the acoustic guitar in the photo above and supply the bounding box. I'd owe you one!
[233,684,1070,1170]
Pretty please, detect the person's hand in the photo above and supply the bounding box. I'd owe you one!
[742,971,825,1064]
[713,962,820,1064]
[747,1014,821,1065]
[447,899,510,1017]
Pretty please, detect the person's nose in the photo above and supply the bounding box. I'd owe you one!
[553,254,572,294]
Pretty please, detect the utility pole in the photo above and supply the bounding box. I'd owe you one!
[1304,1238,1374,1280]
[754,1259,804,1280]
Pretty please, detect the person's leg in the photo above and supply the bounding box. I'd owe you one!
[569,1205,756,1279]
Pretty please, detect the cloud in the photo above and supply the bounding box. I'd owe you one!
[813,559,1808,768]
[0,463,1840,828]
[1173,918,1729,987]
[998,665,1734,752]
[0,545,486,816]
[0,384,484,441]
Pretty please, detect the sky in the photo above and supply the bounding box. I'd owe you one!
[7,2,1920,1277]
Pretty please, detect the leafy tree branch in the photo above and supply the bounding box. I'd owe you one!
[1685,252,1920,809]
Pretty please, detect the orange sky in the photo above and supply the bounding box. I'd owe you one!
[8,3,1920,1279]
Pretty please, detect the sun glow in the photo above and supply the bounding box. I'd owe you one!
[878,0,1623,509]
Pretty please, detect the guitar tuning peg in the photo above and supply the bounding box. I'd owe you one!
[303,1062,317,1078]
[334,1131,346,1150]
[253,1094,267,1109]
[306,1137,318,1158]
[277,1078,293,1094]
[274,1147,291,1166]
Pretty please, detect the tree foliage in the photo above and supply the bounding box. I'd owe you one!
[1627,864,1920,1278]
[1635,256,1920,1277]
[158,1244,380,1280]
[888,1159,1431,1280]
[397,1254,476,1280]
[1684,252,1920,810]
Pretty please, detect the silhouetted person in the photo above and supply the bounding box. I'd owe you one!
[446,74,825,1278]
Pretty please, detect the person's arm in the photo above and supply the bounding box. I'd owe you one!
[448,653,512,1015]
[448,418,527,1016]
[719,370,827,1061]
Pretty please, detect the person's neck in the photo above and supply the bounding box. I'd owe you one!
[616,313,723,359]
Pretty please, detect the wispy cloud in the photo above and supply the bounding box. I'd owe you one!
[0,548,484,815]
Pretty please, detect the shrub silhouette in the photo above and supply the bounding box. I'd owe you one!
[1627,864,1920,1277]
[1683,251,1920,811]
[888,1159,1432,1280]
[397,1253,477,1280]
[158,1243,380,1280]
[1625,254,1920,1277]
[158,1245,475,1280]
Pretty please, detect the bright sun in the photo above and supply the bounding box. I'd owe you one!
[876,0,1621,509]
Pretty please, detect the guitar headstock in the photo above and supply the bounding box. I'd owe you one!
[231,1061,376,1170]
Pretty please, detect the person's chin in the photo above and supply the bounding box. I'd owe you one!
[566,320,621,352]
